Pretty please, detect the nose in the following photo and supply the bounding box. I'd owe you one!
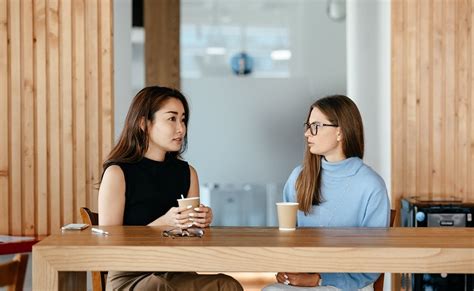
[176,121,185,134]
[304,128,311,138]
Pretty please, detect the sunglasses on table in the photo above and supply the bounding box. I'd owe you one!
[162,227,204,238]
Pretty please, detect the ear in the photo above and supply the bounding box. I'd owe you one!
[139,117,146,132]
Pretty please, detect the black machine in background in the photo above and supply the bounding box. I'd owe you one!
[401,197,474,291]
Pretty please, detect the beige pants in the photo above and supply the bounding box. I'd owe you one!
[106,271,243,291]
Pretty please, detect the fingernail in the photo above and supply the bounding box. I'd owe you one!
[284,280,290,285]
[194,207,200,211]
[284,274,288,279]
[189,213,194,217]
[188,223,194,228]
[187,205,193,209]
[188,218,194,221]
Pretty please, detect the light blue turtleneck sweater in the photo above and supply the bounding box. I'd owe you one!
[283,157,390,291]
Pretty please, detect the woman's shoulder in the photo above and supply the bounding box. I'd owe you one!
[356,163,387,190]
[102,164,125,182]
[290,165,303,176]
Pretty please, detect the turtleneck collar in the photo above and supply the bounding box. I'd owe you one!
[141,156,169,166]
[321,156,363,178]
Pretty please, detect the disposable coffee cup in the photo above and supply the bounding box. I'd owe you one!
[177,197,200,209]
[276,202,299,231]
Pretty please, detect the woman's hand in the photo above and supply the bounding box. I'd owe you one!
[149,205,194,228]
[276,272,320,287]
[188,204,213,228]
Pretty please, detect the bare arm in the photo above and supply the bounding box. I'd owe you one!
[187,165,200,198]
[98,165,125,226]
[185,165,213,227]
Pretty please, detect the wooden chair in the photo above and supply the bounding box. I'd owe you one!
[373,209,397,291]
[80,207,108,291]
[0,253,28,291]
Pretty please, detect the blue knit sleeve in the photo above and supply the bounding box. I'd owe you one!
[283,166,301,203]
[361,179,390,227]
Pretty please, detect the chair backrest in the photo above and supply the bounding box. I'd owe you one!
[80,207,99,225]
[0,253,28,291]
[373,209,397,291]
[80,207,107,291]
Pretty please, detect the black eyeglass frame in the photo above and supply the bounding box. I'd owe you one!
[304,121,338,136]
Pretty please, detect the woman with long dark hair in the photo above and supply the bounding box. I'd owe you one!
[264,95,390,291]
[98,86,243,290]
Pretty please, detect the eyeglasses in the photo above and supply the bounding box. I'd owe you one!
[162,227,204,238]
[304,121,338,136]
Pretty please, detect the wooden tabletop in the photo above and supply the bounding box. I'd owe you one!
[33,226,473,274]
[37,226,474,248]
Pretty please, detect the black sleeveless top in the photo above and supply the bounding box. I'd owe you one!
[113,156,190,225]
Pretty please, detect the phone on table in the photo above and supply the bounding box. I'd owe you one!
[61,223,89,231]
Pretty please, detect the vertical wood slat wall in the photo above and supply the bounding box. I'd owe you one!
[144,0,180,89]
[392,0,473,209]
[0,0,114,236]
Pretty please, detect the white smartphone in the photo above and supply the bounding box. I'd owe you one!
[61,223,89,231]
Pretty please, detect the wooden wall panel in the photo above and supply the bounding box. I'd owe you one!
[21,0,35,236]
[0,0,114,236]
[144,0,180,89]
[73,0,87,227]
[9,0,22,235]
[47,0,61,233]
[85,0,100,213]
[59,0,73,227]
[392,0,474,209]
[0,0,8,234]
[34,0,48,236]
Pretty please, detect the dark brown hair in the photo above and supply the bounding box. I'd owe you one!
[102,86,190,172]
[295,95,364,214]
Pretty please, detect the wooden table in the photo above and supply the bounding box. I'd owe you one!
[33,226,474,290]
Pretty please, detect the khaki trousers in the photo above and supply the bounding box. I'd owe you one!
[106,271,243,291]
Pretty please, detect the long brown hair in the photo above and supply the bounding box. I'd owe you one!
[102,86,190,172]
[295,95,364,215]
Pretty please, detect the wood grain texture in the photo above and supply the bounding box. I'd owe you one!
[144,0,180,89]
[59,0,74,227]
[47,0,61,234]
[85,0,100,215]
[1,0,114,235]
[392,0,474,209]
[99,0,114,182]
[0,0,9,234]
[9,0,22,236]
[73,0,87,229]
[32,227,474,290]
[35,0,48,236]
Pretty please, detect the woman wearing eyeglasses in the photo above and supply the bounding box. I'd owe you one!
[98,86,243,291]
[263,95,390,291]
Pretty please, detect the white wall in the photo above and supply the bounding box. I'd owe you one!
[114,0,133,140]
[347,0,391,199]
[347,1,391,290]
[182,0,347,185]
